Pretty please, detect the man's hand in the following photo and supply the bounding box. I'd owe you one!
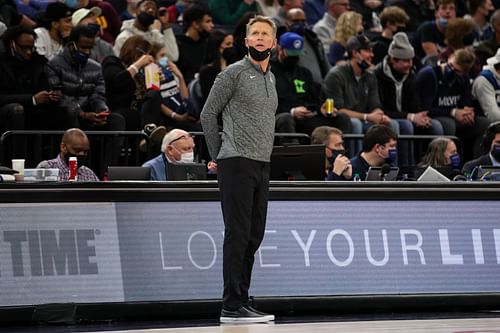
[333,154,352,179]
[412,111,432,128]
[455,107,475,125]
[33,91,52,105]
[292,106,316,120]
[366,109,384,124]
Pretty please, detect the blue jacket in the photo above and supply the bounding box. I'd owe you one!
[142,154,168,181]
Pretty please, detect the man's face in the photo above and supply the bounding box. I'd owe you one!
[245,21,276,52]
[354,48,373,64]
[139,0,157,16]
[166,134,195,161]
[75,36,95,55]
[390,57,413,74]
[195,14,214,33]
[62,136,90,158]
[479,0,494,16]
[375,138,397,161]
[12,33,35,60]
[331,0,350,16]
[436,3,456,20]
[325,133,345,158]
[286,9,306,27]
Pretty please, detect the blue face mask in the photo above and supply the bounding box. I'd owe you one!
[450,153,461,168]
[385,148,397,164]
[158,56,168,68]
[491,144,500,161]
[65,0,78,8]
[73,50,89,66]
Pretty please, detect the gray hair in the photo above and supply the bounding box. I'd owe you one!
[246,15,277,38]
[161,128,190,152]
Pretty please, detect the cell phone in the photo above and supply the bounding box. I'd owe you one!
[97,111,110,118]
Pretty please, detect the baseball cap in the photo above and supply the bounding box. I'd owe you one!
[45,2,73,22]
[279,32,304,56]
[72,7,102,26]
[487,48,500,66]
[346,33,374,54]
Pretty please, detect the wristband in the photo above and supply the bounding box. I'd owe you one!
[129,64,139,73]
[290,107,296,116]
[408,113,415,122]
[363,114,368,122]
[451,108,457,118]
[170,112,176,120]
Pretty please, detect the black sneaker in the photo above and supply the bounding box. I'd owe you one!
[220,306,274,323]
[242,305,275,321]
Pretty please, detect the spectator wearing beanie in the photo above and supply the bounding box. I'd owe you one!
[375,32,444,165]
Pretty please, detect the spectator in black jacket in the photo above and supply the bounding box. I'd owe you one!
[46,25,125,132]
[463,121,500,176]
[416,48,490,161]
[375,32,443,165]
[0,25,62,131]
[271,32,351,141]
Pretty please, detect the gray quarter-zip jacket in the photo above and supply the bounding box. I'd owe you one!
[200,56,278,162]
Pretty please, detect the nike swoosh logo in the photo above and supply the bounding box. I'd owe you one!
[250,75,256,79]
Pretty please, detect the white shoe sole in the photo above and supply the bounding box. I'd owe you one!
[220,315,275,323]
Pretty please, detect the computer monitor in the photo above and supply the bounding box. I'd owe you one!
[167,163,207,181]
[107,166,151,181]
[365,166,399,181]
[270,144,325,181]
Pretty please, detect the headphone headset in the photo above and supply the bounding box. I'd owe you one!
[481,121,500,153]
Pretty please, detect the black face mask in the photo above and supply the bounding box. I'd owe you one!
[248,46,271,61]
[64,152,87,169]
[87,23,101,36]
[10,43,28,62]
[358,59,370,71]
[444,63,464,87]
[327,149,346,164]
[222,46,239,65]
[289,22,306,35]
[283,56,300,69]
[137,12,155,28]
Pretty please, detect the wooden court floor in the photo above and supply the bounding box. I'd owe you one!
[5,317,498,333]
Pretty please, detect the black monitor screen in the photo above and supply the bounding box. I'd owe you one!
[270,144,325,181]
[167,163,207,181]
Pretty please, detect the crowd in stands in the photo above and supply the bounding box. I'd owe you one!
[0,0,500,181]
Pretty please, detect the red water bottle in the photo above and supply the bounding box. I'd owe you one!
[68,156,78,181]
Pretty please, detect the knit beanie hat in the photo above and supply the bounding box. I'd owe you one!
[388,32,414,59]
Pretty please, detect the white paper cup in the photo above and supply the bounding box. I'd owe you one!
[12,159,25,175]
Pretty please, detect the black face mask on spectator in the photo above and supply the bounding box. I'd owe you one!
[137,12,155,28]
[198,29,210,40]
[491,144,500,161]
[64,152,87,168]
[327,149,346,164]
[222,46,239,64]
[87,23,101,36]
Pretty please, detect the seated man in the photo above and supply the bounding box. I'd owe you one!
[46,25,125,132]
[463,121,500,176]
[142,128,195,181]
[37,128,99,182]
[349,124,398,180]
[311,125,352,180]
[271,32,351,140]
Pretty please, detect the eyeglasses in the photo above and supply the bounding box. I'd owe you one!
[168,134,193,145]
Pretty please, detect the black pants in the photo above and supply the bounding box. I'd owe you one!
[218,157,270,310]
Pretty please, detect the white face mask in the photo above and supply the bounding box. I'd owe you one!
[178,151,194,164]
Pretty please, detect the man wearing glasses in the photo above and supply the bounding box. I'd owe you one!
[142,128,195,180]
[0,25,61,133]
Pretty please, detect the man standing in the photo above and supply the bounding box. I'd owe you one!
[200,15,277,324]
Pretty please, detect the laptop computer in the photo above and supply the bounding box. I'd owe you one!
[107,166,151,181]
[166,163,207,181]
[365,166,399,181]
[417,166,451,182]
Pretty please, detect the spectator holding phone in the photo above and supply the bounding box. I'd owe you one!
[46,25,125,132]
